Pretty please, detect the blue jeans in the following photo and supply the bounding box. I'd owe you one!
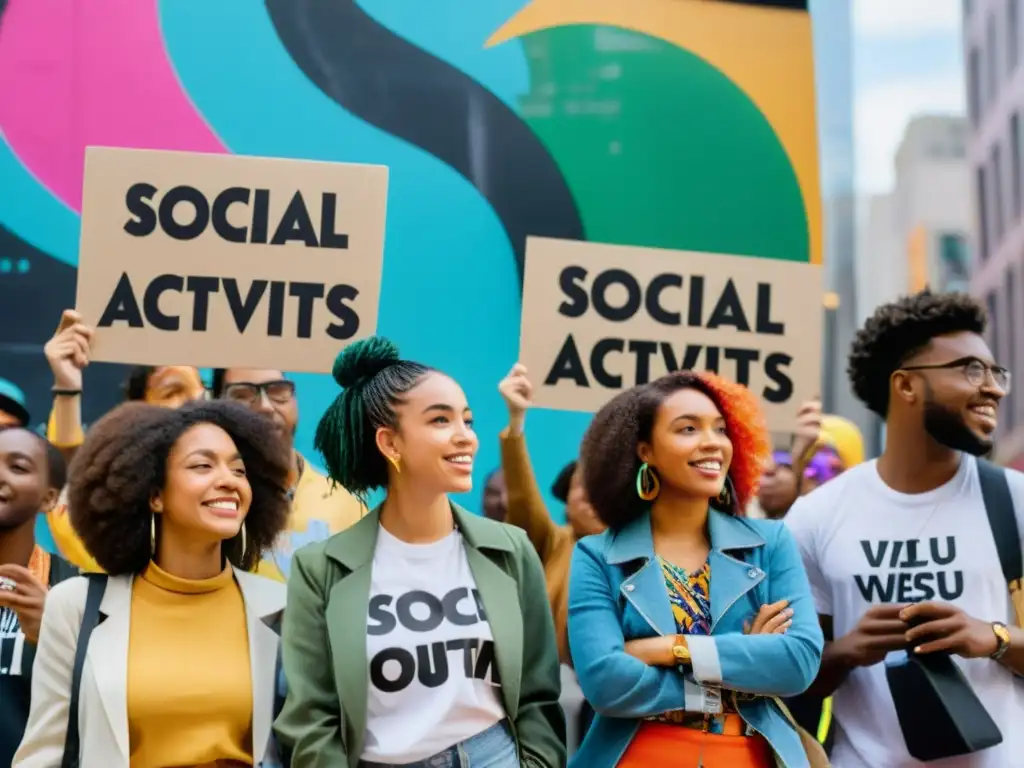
[359,720,517,768]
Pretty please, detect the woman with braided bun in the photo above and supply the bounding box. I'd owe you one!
[273,337,564,768]
[567,371,824,768]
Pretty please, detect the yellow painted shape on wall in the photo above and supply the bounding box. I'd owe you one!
[487,0,823,266]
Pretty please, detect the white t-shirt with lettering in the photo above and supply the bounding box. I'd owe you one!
[361,526,505,762]
[786,456,1024,768]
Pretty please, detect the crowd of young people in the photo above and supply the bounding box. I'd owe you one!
[0,287,1019,768]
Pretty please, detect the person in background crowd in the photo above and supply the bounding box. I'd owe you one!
[42,310,207,571]
[211,368,366,581]
[568,370,823,768]
[15,400,291,768]
[275,337,564,768]
[496,364,606,756]
[0,379,30,428]
[799,446,844,496]
[0,426,75,767]
[481,468,508,522]
[786,289,1024,768]
[757,451,800,520]
[497,363,605,665]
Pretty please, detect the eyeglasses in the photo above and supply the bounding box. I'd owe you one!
[222,380,296,405]
[900,357,1011,393]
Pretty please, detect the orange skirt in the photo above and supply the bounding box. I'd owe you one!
[617,722,775,768]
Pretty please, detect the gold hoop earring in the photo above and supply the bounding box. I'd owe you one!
[387,454,401,474]
[636,463,660,501]
[240,522,247,559]
[150,513,157,557]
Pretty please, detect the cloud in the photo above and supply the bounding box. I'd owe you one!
[855,74,966,193]
[854,0,961,39]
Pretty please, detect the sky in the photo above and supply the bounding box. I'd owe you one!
[853,0,965,193]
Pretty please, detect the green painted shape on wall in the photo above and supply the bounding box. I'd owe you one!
[519,25,810,263]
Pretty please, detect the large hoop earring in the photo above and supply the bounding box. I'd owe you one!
[240,522,247,559]
[150,514,157,557]
[636,463,660,501]
[387,454,401,474]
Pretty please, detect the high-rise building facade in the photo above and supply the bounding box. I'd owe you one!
[858,115,972,451]
[810,0,872,444]
[964,0,1024,466]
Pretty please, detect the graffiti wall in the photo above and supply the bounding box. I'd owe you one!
[0,0,818,516]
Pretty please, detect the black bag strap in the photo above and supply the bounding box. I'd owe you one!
[977,459,1023,585]
[60,574,107,768]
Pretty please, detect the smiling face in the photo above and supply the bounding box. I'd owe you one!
[376,372,478,495]
[0,429,56,530]
[896,331,1005,456]
[638,386,734,501]
[153,423,253,547]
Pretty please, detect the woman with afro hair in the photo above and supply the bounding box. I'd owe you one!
[567,371,824,768]
[14,399,293,768]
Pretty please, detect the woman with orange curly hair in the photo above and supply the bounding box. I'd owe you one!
[568,371,824,768]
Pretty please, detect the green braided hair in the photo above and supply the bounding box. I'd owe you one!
[314,336,432,499]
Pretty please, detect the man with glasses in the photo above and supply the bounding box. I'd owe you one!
[212,368,365,582]
[785,290,1024,767]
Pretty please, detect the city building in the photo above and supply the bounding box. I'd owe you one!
[964,0,1024,466]
[858,114,972,453]
[810,0,871,443]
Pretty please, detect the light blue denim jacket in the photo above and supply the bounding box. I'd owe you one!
[568,509,824,768]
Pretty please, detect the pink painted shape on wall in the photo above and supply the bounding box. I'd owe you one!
[0,0,227,212]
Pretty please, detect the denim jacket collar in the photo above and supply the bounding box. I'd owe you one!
[605,509,767,636]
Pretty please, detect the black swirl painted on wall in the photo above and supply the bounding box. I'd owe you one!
[264,0,585,286]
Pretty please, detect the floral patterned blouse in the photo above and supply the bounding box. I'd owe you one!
[650,557,738,731]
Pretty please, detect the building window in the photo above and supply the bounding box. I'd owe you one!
[1007,268,1017,425]
[992,143,1006,243]
[988,13,1000,105]
[1012,113,1022,217]
[1011,0,1021,72]
[939,233,971,292]
[978,164,991,261]
[988,291,1000,381]
[970,47,982,123]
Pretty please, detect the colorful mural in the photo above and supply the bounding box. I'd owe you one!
[0,0,818,517]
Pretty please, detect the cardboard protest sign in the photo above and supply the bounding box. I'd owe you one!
[519,237,823,431]
[76,147,388,373]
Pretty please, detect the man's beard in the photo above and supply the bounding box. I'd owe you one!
[923,396,992,457]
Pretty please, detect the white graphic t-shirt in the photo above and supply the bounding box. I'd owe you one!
[786,456,1024,768]
[361,526,506,762]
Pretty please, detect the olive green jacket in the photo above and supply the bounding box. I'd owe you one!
[273,502,566,768]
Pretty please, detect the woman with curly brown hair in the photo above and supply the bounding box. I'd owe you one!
[568,372,824,768]
[14,400,293,768]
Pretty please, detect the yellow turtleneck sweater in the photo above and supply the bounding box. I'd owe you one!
[127,562,253,767]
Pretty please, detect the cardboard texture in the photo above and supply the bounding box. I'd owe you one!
[519,237,823,432]
[76,147,388,373]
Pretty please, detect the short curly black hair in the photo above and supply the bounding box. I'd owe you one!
[67,400,292,576]
[848,289,987,416]
[579,371,770,530]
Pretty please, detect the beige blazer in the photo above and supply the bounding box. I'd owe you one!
[13,569,286,768]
